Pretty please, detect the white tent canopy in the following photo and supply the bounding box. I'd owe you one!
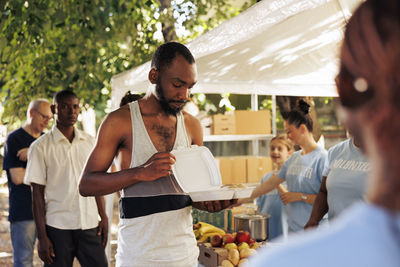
[111,0,362,108]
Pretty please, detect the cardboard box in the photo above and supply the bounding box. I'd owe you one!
[216,157,232,185]
[235,110,271,134]
[230,157,247,184]
[198,244,228,267]
[216,156,247,185]
[217,156,273,185]
[213,113,235,124]
[212,113,235,135]
[246,156,273,183]
[259,156,273,178]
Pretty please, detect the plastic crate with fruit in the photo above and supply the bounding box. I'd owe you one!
[194,222,261,267]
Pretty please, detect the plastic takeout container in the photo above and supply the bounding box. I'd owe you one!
[171,146,254,201]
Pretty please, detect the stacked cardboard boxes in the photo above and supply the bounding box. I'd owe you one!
[235,110,271,135]
[216,156,273,185]
[210,110,271,135]
[246,156,273,183]
[211,113,235,135]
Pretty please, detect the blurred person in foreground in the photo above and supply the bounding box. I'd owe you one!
[3,99,52,267]
[24,90,108,267]
[251,0,400,266]
[79,42,235,267]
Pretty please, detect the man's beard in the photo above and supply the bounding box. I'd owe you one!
[156,83,187,115]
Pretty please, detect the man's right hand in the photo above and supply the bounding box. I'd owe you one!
[138,152,176,181]
[37,236,55,265]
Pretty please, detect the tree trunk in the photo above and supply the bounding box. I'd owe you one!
[159,0,177,42]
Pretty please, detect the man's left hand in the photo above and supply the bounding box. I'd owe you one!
[192,199,238,213]
[97,216,109,248]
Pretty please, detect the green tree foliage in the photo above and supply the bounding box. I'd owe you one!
[0,0,257,125]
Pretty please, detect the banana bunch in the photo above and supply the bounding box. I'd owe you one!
[193,222,225,242]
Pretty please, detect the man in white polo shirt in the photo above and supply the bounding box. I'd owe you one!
[25,90,108,267]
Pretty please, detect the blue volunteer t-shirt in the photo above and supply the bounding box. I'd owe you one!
[3,128,36,222]
[250,202,400,267]
[277,147,328,231]
[324,139,370,219]
[256,171,287,240]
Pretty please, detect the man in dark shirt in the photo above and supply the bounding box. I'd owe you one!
[3,98,52,267]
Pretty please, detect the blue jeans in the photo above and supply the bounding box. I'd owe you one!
[10,220,36,267]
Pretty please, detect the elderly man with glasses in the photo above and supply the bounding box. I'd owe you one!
[3,98,52,267]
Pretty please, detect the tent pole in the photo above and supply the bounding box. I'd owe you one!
[336,0,349,24]
[251,93,258,111]
[251,94,259,155]
[272,95,277,136]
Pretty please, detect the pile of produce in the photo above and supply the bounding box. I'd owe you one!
[194,222,259,267]
[194,222,226,242]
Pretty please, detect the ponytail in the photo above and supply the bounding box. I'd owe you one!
[286,100,313,132]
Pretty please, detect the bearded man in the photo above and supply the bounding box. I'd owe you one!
[79,42,235,267]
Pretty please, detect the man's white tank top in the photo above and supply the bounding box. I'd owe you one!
[116,101,199,267]
[121,100,188,198]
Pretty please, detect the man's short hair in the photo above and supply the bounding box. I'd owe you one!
[53,90,78,104]
[27,98,50,118]
[151,42,195,71]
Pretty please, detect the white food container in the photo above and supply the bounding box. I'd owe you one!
[171,146,254,201]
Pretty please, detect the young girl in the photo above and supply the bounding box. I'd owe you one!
[243,100,328,232]
[256,135,293,240]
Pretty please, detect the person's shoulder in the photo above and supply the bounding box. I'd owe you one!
[282,151,299,166]
[96,105,132,141]
[30,131,51,147]
[315,146,328,157]
[182,110,200,122]
[25,132,50,155]
[5,127,24,140]
[8,127,23,136]
[106,105,131,122]
[98,105,132,131]
[291,150,302,157]
[328,139,350,154]
[182,111,201,129]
